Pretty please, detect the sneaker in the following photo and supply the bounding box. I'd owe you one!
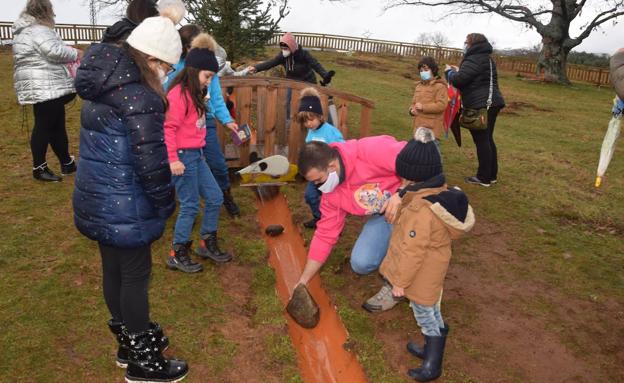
[491,179,497,184]
[195,232,232,263]
[303,217,320,229]
[33,163,62,182]
[464,176,491,187]
[166,242,203,273]
[362,282,403,313]
[61,156,77,175]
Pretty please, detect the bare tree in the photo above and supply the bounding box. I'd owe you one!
[416,31,450,47]
[383,0,624,84]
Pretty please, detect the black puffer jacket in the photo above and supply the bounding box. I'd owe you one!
[73,43,175,248]
[254,45,329,84]
[447,41,505,109]
[101,18,137,44]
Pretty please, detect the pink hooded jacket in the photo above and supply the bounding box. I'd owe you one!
[308,135,407,263]
[280,32,298,52]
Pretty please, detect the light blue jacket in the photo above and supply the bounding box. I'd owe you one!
[305,122,345,144]
[164,59,233,126]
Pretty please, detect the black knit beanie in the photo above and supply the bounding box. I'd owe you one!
[395,127,442,182]
[298,95,323,115]
[185,48,219,72]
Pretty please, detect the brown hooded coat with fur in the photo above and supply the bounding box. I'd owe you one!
[410,78,448,139]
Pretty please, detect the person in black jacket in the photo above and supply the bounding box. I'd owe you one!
[74,8,189,383]
[247,32,334,85]
[445,33,505,187]
[101,0,158,44]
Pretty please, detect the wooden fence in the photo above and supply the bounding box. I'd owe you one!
[0,21,612,85]
[217,77,374,167]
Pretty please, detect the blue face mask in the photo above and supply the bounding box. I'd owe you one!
[420,70,432,81]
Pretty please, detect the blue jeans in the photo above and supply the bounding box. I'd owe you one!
[410,294,444,336]
[350,214,393,274]
[172,149,223,244]
[204,120,230,191]
[304,182,321,219]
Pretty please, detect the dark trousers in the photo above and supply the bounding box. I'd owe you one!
[99,243,151,333]
[469,107,501,183]
[31,93,76,168]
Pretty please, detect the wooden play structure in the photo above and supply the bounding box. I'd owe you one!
[217,76,375,167]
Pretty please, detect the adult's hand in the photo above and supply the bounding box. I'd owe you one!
[381,193,402,223]
[246,66,257,74]
[296,259,323,288]
[170,161,185,176]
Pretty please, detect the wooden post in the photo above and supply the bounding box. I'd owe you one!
[338,101,349,139]
[263,87,278,157]
[237,87,253,166]
[360,106,372,137]
[276,87,288,146]
[287,89,302,164]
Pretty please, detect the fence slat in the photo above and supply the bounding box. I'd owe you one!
[263,87,278,157]
[360,107,372,137]
[288,89,302,164]
[236,87,253,166]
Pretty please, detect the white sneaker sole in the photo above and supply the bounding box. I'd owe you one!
[125,372,188,383]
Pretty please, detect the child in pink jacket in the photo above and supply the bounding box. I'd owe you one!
[164,33,231,273]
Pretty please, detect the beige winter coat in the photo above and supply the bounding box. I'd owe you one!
[380,185,475,306]
[410,78,448,139]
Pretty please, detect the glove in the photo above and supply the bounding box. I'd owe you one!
[320,70,335,86]
[613,96,624,117]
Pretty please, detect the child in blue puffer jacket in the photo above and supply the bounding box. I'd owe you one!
[73,8,188,383]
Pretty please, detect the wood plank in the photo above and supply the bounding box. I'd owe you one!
[263,87,278,157]
[276,88,288,146]
[337,100,349,139]
[360,106,372,138]
[237,87,253,166]
[288,89,302,164]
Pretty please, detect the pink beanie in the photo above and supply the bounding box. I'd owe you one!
[280,32,298,52]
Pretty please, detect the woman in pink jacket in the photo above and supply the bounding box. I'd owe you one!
[296,136,408,311]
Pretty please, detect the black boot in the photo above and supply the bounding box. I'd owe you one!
[166,242,203,273]
[407,324,449,359]
[303,216,320,229]
[33,163,62,182]
[108,320,170,369]
[124,330,188,383]
[407,334,446,382]
[60,156,77,175]
[222,188,240,217]
[195,232,232,263]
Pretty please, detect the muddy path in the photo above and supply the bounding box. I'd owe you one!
[343,220,624,382]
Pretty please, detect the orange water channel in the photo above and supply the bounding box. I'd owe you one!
[253,186,368,383]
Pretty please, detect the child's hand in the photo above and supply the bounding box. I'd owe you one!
[246,66,257,74]
[225,122,239,133]
[170,161,185,176]
[414,102,423,111]
[392,285,405,298]
[381,193,402,223]
[409,106,417,116]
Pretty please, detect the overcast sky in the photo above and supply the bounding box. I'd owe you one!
[1,0,622,54]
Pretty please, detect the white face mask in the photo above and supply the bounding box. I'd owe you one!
[463,43,469,54]
[281,49,291,58]
[158,68,167,85]
[317,170,340,194]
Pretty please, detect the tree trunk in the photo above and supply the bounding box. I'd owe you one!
[537,37,571,84]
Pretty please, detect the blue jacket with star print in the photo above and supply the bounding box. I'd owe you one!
[73,43,175,248]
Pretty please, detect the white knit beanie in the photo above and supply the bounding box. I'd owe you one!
[126,0,185,65]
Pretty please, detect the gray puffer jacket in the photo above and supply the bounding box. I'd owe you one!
[12,14,77,105]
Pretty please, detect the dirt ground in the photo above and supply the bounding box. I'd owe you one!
[344,220,624,382]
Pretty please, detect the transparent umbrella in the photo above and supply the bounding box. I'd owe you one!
[595,106,622,187]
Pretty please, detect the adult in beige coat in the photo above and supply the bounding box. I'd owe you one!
[409,56,448,140]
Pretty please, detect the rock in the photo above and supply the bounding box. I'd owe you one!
[286,284,320,329]
[265,224,284,237]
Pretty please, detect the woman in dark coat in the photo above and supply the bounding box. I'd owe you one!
[445,33,505,187]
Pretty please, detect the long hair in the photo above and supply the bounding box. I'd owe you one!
[22,0,55,28]
[167,67,207,117]
[126,0,159,25]
[466,33,488,47]
[178,24,202,58]
[124,43,168,109]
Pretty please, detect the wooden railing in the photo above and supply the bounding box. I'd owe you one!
[217,77,374,167]
[0,21,612,85]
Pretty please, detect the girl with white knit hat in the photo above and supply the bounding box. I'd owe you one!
[73,1,189,382]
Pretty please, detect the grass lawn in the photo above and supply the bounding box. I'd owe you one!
[1,45,623,382]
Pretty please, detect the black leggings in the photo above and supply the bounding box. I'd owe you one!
[31,93,76,168]
[99,243,152,333]
[469,106,501,183]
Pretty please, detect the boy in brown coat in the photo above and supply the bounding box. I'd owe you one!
[379,127,475,382]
